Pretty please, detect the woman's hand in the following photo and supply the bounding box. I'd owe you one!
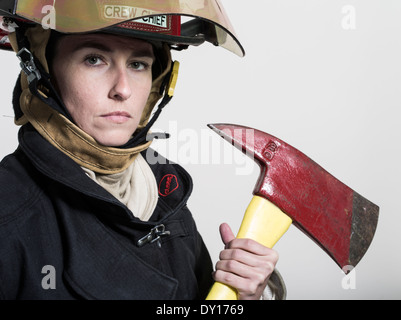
[213,223,279,300]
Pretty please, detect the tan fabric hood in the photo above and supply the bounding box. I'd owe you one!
[9,25,172,174]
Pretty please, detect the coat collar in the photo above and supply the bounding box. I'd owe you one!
[18,124,125,204]
[18,124,193,224]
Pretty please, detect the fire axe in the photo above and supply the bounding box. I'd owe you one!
[206,123,379,300]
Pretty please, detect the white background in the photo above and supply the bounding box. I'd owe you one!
[1,0,400,299]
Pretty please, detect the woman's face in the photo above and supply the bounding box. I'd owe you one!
[51,33,155,147]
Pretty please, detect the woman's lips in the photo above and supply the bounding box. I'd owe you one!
[101,111,132,123]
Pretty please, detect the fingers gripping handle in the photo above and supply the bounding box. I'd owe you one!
[206,195,293,300]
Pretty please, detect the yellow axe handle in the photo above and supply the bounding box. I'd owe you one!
[206,195,293,300]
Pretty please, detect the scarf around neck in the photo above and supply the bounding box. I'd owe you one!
[82,153,158,221]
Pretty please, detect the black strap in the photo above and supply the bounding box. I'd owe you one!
[120,94,172,149]
[120,60,176,149]
[27,65,73,120]
[15,26,73,120]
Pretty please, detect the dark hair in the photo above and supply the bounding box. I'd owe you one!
[45,30,63,76]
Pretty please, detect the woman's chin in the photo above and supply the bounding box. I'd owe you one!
[95,135,132,148]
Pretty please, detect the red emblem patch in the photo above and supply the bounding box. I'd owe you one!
[159,174,179,197]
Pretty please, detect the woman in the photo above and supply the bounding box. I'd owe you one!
[0,0,284,300]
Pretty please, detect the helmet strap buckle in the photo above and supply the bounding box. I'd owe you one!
[16,47,41,84]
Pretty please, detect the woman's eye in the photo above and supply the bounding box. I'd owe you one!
[85,55,103,66]
[130,61,148,70]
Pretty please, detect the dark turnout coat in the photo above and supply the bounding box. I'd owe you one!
[0,124,214,300]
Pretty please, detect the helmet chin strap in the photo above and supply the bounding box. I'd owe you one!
[122,61,180,149]
[16,47,73,121]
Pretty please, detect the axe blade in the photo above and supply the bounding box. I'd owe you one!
[208,123,379,271]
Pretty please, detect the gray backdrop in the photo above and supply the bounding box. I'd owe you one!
[1,0,399,299]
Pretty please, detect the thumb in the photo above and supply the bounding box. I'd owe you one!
[219,223,236,247]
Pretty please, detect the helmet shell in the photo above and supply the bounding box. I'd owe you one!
[0,0,244,56]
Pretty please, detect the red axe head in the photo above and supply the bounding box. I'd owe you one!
[208,123,379,270]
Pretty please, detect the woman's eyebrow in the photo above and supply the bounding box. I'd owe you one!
[73,40,155,60]
[129,48,155,60]
[73,40,112,53]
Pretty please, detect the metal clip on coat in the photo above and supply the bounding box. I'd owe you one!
[137,224,171,248]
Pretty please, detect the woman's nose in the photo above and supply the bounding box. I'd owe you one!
[109,67,132,101]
